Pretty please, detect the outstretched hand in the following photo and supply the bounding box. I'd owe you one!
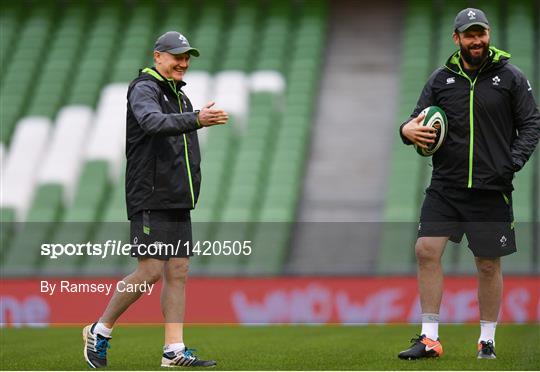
[402,114,436,149]
[197,101,228,127]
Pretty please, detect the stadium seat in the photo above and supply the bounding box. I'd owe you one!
[78,160,133,276]
[4,108,92,270]
[26,2,89,120]
[183,71,213,112]
[0,118,51,221]
[212,71,250,126]
[0,143,4,166]
[183,71,213,145]
[67,2,123,107]
[435,0,468,66]
[378,0,433,274]
[0,2,56,142]
[250,71,286,93]
[1,184,64,276]
[36,106,93,202]
[85,83,129,180]
[494,0,536,274]
[0,0,381,278]
[188,0,226,73]
[220,1,258,71]
[156,1,193,37]
[0,1,23,77]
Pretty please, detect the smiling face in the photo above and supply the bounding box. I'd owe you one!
[453,26,490,69]
[154,51,190,81]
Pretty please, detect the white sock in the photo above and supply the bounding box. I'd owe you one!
[93,322,113,338]
[420,313,439,340]
[479,320,496,345]
[164,342,185,354]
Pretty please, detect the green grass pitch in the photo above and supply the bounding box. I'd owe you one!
[1,324,538,370]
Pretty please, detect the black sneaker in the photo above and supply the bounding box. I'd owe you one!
[161,347,216,367]
[477,340,496,359]
[398,334,443,360]
[82,323,111,368]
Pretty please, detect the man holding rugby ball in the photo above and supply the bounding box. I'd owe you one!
[398,8,539,360]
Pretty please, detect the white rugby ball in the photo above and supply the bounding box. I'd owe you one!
[415,106,448,156]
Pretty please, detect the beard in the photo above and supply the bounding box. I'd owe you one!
[459,41,490,67]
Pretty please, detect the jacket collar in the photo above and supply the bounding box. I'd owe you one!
[445,46,511,74]
[140,67,186,93]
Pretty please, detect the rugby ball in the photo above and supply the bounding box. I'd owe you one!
[415,106,448,156]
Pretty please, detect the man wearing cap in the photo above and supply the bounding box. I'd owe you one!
[82,31,228,368]
[398,8,539,360]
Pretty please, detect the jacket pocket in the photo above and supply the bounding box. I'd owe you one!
[498,162,514,182]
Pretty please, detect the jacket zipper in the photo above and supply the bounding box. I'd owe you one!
[467,80,475,188]
[142,68,196,208]
[168,81,195,208]
[152,157,156,192]
[448,62,486,188]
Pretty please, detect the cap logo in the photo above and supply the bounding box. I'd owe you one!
[467,10,476,20]
[178,34,188,44]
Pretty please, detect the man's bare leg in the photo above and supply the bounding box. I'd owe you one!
[416,237,448,313]
[415,236,448,340]
[100,258,164,328]
[83,258,165,368]
[158,257,216,367]
[161,258,189,347]
[397,236,448,359]
[475,257,501,346]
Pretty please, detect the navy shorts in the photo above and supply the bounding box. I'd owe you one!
[418,184,516,257]
[130,209,193,260]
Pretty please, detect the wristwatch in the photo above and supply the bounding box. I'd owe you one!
[195,110,201,126]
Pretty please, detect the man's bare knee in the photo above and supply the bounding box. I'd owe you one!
[476,257,500,277]
[164,258,189,283]
[415,237,445,262]
[136,259,164,284]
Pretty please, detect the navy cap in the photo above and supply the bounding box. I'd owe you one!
[154,31,200,57]
[454,8,490,32]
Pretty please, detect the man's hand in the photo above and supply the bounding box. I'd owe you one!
[402,114,436,149]
[197,101,228,127]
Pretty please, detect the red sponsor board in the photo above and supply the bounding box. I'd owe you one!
[1,276,539,326]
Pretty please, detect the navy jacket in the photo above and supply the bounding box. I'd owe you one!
[125,67,201,218]
[400,47,540,191]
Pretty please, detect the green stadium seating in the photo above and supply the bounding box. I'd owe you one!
[79,161,134,276]
[0,207,16,264]
[2,184,64,275]
[110,1,157,83]
[189,0,227,73]
[0,1,56,142]
[203,94,279,274]
[220,0,258,71]
[67,1,123,107]
[378,0,434,274]
[494,0,536,274]
[38,161,111,275]
[0,1,23,78]
[1,0,536,278]
[26,2,89,118]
